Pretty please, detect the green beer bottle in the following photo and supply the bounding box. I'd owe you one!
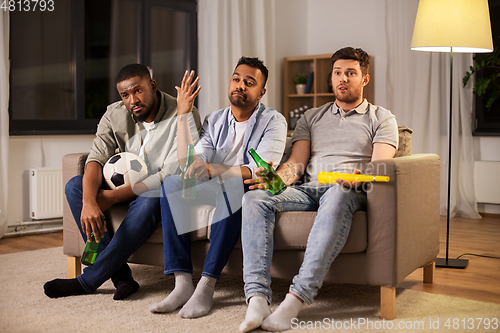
[248,148,287,195]
[181,144,196,199]
[81,215,105,266]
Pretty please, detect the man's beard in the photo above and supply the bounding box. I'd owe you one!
[229,90,248,108]
[334,85,363,104]
[132,107,153,122]
[130,91,156,122]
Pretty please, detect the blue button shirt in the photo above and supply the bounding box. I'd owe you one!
[195,102,287,178]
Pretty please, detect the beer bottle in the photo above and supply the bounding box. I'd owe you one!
[248,148,287,195]
[81,215,105,266]
[181,144,196,199]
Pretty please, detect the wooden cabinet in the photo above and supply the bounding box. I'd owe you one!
[282,54,374,127]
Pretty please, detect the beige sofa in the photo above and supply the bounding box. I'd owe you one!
[62,127,440,320]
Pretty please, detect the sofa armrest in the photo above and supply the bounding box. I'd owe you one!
[62,153,88,258]
[366,153,441,286]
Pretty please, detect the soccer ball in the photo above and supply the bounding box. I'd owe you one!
[103,152,148,190]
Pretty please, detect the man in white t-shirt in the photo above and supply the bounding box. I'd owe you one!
[148,57,287,319]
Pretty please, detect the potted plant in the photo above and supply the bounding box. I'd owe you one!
[463,47,500,111]
[293,73,308,94]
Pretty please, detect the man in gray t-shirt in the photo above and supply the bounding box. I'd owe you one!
[239,47,399,332]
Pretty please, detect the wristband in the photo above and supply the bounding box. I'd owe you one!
[206,163,212,180]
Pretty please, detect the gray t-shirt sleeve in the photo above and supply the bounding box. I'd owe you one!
[373,111,399,150]
[291,113,311,144]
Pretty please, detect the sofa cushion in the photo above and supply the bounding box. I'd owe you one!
[395,126,412,157]
[272,210,367,253]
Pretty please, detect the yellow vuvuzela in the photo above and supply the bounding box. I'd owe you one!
[317,171,390,184]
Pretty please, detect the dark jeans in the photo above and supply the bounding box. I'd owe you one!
[65,175,161,293]
[161,175,246,279]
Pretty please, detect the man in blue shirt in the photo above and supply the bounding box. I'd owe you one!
[149,57,287,319]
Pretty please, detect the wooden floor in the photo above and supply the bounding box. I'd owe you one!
[1,214,499,304]
[400,213,500,304]
[0,231,64,254]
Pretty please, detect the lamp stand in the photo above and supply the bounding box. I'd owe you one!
[435,48,469,269]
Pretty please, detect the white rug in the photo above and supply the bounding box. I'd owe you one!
[1,247,499,333]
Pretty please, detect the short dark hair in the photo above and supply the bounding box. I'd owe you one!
[115,64,151,84]
[234,56,269,88]
[331,47,370,75]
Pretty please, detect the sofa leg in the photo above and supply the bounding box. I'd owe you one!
[423,261,435,283]
[67,256,82,279]
[380,286,396,320]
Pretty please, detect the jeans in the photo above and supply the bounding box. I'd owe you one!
[161,175,245,279]
[241,184,367,304]
[65,175,161,293]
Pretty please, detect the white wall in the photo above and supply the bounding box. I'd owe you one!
[7,135,94,226]
[273,0,388,108]
[304,0,388,106]
[474,136,500,214]
[475,137,500,161]
[272,0,309,112]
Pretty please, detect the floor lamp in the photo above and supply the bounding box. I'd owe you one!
[410,0,493,269]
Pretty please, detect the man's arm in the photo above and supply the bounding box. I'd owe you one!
[184,159,252,181]
[175,70,231,181]
[371,142,396,161]
[81,161,140,242]
[276,140,310,185]
[176,70,201,166]
[81,162,106,242]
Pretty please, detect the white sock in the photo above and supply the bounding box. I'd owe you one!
[149,272,194,313]
[178,275,216,318]
[261,293,303,332]
[239,296,271,332]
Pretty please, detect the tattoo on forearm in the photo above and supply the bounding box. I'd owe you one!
[279,163,303,185]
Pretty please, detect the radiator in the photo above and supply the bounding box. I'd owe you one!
[30,168,63,220]
[474,161,500,204]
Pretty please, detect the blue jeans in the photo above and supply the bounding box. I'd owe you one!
[161,175,245,279]
[65,175,161,293]
[241,184,367,305]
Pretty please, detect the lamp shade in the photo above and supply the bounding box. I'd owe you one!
[411,0,493,53]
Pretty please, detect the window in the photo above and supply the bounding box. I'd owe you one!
[9,0,197,135]
[473,0,500,136]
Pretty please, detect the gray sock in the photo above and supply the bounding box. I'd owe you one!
[178,275,216,318]
[149,272,194,313]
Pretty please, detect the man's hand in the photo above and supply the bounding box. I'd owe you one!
[80,200,107,243]
[80,184,139,243]
[185,158,210,180]
[244,161,275,190]
[175,70,201,116]
[335,169,362,190]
